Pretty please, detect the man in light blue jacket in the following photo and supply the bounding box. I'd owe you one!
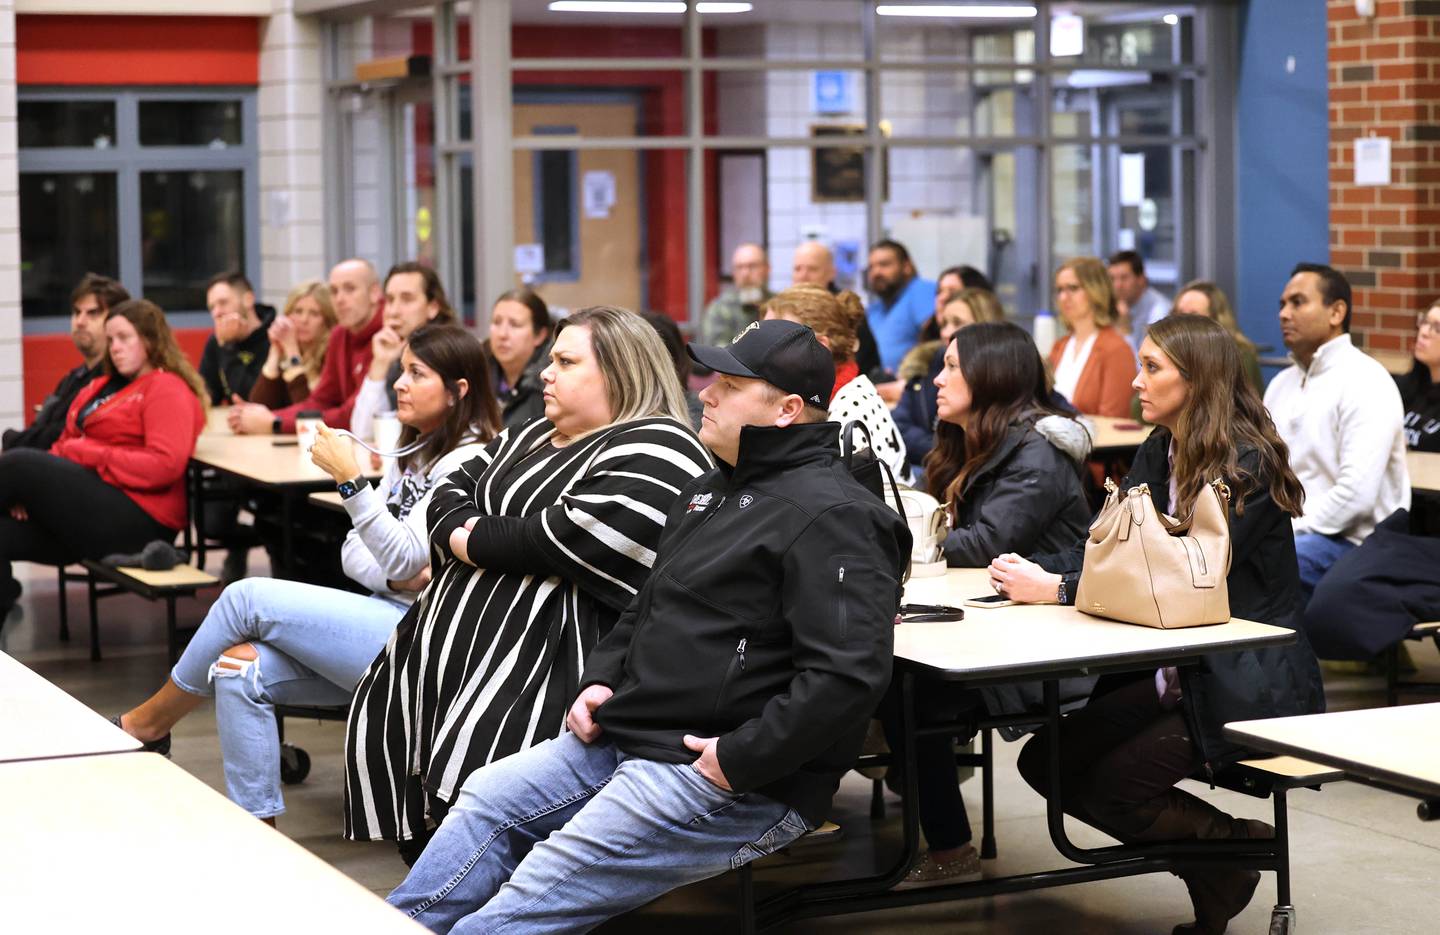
[864,239,936,375]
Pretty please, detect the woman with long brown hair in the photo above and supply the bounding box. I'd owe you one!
[990,314,1323,935]
[113,324,501,822]
[885,321,1093,887]
[0,299,207,617]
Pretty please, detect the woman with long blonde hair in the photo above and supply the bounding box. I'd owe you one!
[249,279,338,407]
[344,305,713,864]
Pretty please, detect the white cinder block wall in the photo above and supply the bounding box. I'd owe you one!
[258,1,327,310]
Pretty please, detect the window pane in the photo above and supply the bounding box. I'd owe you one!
[140,170,245,311]
[704,2,866,60]
[139,100,243,147]
[18,100,116,149]
[20,172,118,317]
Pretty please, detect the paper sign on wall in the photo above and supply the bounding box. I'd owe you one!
[515,243,545,275]
[1355,136,1391,186]
[583,171,616,219]
[1120,153,1145,207]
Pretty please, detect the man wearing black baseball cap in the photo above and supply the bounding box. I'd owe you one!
[387,319,911,931]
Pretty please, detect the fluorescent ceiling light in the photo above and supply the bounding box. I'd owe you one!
[1064,69,1151,88]
[877,4,1037,17]
[548,2,753,12]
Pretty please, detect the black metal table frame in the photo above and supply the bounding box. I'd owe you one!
[186,460,335,579]
[745,633,1300,933]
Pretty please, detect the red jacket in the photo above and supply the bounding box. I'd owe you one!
[274,306,383,432]
[51,370,206,531]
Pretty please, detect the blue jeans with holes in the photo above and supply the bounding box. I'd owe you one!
[387,731,808,934]
[1295,532,1357,607]
[169,577,404,819]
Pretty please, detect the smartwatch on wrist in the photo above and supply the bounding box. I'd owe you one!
[337,476,366,500]
[271,417,282,435]
[1056,578,1068,605]
[287,354,303,369]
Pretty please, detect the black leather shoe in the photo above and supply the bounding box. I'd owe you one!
[110,714,171,758]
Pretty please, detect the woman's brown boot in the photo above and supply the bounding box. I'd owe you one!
[1172,817,1274,935]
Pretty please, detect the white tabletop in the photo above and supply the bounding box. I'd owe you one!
[1407,450,1440,494]
[0,651,141,764]
[1086,415,1152,452]
[0,753,422,932]
[896,569,1296,683]
[1225,703,1440,800]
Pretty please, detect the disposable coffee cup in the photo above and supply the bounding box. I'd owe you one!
[373,411,402,454]
[295,410,324,455]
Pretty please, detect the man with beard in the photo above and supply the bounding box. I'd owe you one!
[700,243,773,346]
[864,239,936,376]
[3,273,129,452]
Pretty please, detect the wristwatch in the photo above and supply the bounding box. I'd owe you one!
[1056,577,1068,605]
[337,476,366,500]
[271,417,282,434]
[287,354,303,369]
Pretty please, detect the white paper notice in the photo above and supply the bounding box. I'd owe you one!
[1355,136,1391,186]
[583,170,616,219]
[1120,153,1145,207]
[1050,13,1084,58]
[514,243,545,275]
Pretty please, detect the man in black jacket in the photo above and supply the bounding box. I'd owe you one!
[3,273,128,452]
[198,271,275,405]
[387,320,911,932]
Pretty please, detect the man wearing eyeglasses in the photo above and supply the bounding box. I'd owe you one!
[699,243,774,347]
[1263,262,1409,612]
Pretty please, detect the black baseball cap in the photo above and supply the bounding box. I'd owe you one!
[687,319,835,408]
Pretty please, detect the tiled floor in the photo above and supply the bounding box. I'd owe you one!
[5,557,1438,933]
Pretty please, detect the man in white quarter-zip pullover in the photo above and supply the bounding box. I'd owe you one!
[1263,262,1409,609]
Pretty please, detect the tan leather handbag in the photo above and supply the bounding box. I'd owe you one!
[1074,477,1232,628]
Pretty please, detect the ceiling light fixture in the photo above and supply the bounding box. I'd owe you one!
[1163,13,1180,25]
[548,2,753,13]
[876,4,1038,18]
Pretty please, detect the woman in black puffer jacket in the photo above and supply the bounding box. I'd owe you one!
[991,314,1324,935]
[884,322,1095,888]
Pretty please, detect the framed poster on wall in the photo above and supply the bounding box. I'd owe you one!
[810,124,888,203]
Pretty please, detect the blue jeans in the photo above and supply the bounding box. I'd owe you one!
[1295,532,1356,606]
[388,732,809,934]
[170,577,404,818]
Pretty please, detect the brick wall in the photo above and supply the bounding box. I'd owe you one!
[1328,0,1440,354]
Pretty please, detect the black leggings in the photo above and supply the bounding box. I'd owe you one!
[1016,676,1201,842]
[879,679,980,851]
[0,448,174,590]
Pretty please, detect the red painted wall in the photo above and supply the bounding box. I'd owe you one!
[16,15,261,86]
[23,330,210,423]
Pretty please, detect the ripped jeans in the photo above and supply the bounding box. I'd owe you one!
[170,577,405,819]
[388,732,808,934]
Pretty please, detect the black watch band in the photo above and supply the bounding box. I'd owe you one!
[337,476,366,500]
[271,416,282,434]
[1056,577,1068,605]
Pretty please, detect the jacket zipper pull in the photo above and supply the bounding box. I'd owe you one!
[838,566,846,584]
[736,638,747,670]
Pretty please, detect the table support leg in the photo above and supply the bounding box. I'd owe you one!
[980,727,997,859]
[87,572,101,662]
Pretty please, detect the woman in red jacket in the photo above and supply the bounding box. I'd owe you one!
[0,299,207,617]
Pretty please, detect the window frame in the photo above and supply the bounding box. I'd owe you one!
[17,86,260,330]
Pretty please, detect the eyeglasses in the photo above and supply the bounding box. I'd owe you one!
[1418,316,1440,336]
[1055,284,1084,297]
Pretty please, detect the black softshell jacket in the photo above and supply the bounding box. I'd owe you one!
[581,421,912,826]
